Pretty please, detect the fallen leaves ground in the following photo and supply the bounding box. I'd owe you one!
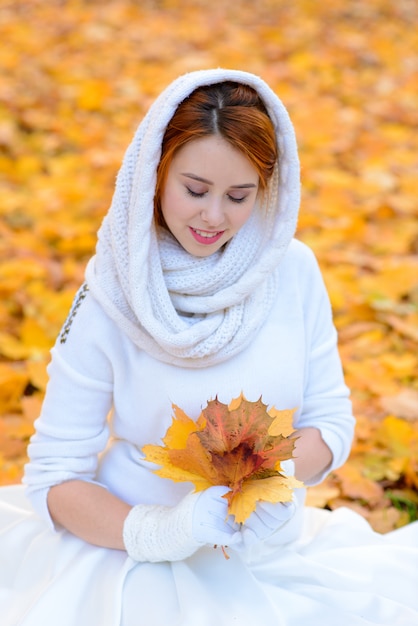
[0,0,417,532]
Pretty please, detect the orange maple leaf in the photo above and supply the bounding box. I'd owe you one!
[142,394,304,523]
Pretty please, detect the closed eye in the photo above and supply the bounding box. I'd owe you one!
[186,187,248,203]
[228,195,247,204]
[186,187,206,198]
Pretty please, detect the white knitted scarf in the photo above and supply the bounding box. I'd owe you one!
[85,69,300,367]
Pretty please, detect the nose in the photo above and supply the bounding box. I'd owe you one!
[200,198,224,228]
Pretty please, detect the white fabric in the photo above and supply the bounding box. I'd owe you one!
[123,492,201,562]
[85,68,300,367]
[1,485,417,626]
[122,487,242,563]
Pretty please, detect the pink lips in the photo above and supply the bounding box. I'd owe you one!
[189,227,225,245]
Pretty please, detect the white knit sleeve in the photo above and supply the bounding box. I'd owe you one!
[23,291,114,528]
[291,242,355,483]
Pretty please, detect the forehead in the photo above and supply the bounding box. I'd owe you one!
[169,135,258,181]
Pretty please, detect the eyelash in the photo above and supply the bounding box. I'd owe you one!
[186,188,247,204]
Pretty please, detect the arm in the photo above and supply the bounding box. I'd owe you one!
[291,426,332,483]
[48,479,243,560]
[24,290,116,528]
[47,480,131,550]
[293,242,355,482]
[45,427,330,550]
[26,293,133,550]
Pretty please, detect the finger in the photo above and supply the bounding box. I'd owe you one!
[206,485,230,501]
[241,527,260,548]
[244,513,275,535]
[280,459,295,476]
[257,501,295,522]
[224,531,243,546]
[250,508,281,529]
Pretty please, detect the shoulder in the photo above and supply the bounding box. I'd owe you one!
[58,283,91,345]
[280,238,323,284]
[52,284,127,382]
[274,239,331,317]
[57,284,114,346]
[284,238,318,266]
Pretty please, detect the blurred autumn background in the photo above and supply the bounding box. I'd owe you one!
[0,0,417,532]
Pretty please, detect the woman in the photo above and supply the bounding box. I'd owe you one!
[1,69,417,625]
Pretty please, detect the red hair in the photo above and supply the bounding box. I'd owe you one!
[154,82,277,225]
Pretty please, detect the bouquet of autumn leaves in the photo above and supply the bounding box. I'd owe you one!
[142,394,304,525]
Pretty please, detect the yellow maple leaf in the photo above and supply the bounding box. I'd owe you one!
[228,474,302,524]
[268,407,297,437]
[163,404,204,448]
[143,445,213,492]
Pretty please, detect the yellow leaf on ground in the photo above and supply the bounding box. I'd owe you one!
[0,333,30,360]
[0,364,28,414]
[306,484,341,508]
[333,464,384,506]
[20,318,52,353]
[380,389,418,421]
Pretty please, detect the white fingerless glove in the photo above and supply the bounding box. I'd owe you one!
[241,459,297,548]
[123,486,242,562]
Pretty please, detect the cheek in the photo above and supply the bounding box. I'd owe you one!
[232,202,256,229]
[161,186,183,222]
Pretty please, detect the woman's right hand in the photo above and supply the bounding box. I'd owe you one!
[123,486,242,563]
[192,485,242,546]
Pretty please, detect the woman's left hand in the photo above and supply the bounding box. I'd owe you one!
[239,458,296,548]
[240,500,296,547]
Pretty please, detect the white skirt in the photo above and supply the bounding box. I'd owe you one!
[1,484,417,626]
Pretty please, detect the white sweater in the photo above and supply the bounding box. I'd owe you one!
[24,239,354,542]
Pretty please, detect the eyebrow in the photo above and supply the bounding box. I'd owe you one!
[181,173,258,189]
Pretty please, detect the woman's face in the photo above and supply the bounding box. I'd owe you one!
[160,135,260,257]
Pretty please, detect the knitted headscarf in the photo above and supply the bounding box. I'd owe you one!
[85,69,300,367]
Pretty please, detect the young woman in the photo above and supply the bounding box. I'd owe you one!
[1,69,417,626]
